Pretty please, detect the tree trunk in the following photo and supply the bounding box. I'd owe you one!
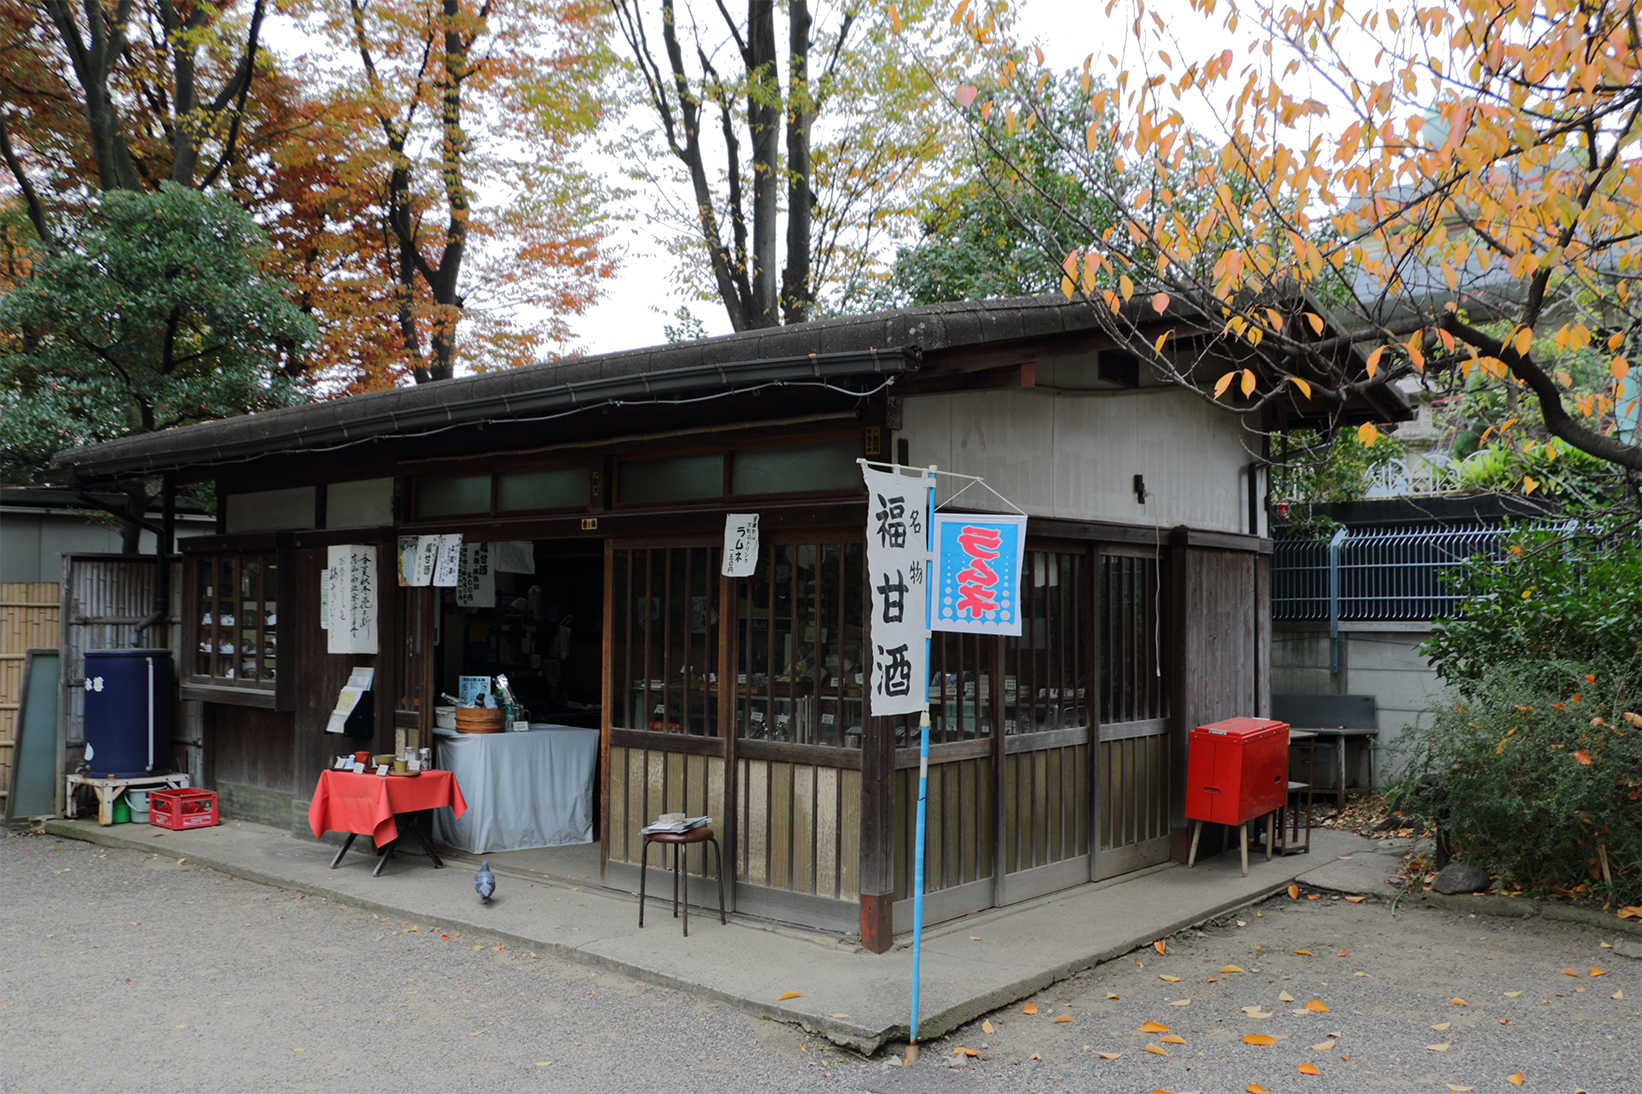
[780,0,812,324]
[120,484,148,555]
[746,0,779,328]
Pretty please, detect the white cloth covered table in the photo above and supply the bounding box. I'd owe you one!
[431,724,598,853]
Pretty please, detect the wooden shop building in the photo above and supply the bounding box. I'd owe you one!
[51,294,1407,951]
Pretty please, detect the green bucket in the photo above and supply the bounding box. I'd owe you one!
[111,792,131,824]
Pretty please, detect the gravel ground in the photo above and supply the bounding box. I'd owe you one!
[4,829,1637,1094]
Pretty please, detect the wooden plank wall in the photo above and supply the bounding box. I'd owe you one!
[738,757,861,901]
[892,754,993,900]
[0,583,60,805]
[607,744,727,877]
[1169,546,1257,835]
[1098,734,1169,852]
[1003,741,1089,874]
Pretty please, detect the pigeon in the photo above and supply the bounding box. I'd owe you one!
[474,860,496,904]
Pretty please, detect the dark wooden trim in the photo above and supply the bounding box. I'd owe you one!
[735,739,863,770]
[730,882,858,933]
[890,875,994,931]
[860,892,892,953]
[181,684,278,708]
[1000,856,1089,906]
[894,736,991,768]
[290,527,397,550]
[180,532,287,553]
[608,727,728,757]
[1003,725,1090,754]
[1085,539,1102,885]
[1029,518,1273,555]
[895,362,1036,396]
[396,498,868,543]
[858,712,896,952]
[1167,542,1190,861]
[599,538,614,888]
[1098,717,1169,742]
[717,568,737,913]
[1166,526,1275,554]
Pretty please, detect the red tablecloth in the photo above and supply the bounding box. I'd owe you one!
[308,769,466,848]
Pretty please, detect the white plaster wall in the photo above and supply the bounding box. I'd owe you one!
[901,387,1257,533]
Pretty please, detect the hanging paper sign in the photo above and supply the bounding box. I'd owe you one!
[491,541,535,574]
[432,534,462,587]
[326,544,379,654]
[456,542,493,607]
[318,569,331,631]
[397,535,441,587]
[862,466,928,717]
[931,513,1027,635]
[721,513,760,577]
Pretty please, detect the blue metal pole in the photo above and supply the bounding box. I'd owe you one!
[910,466,935,1046]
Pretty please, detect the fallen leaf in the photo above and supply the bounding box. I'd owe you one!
[1278,990,1295,1002]
[1427,1042,1451,1052]
[1446,1085,1475,1092]
[1504,991,1522,997]
[1507,1074,1524,1087]
[831,1013,850,1019]
[1206,977,1219,984]
[1337,950,1348,957]
[1144,1044,1170,1057]
[1029,1053,1041,1061]
[1221,964,1246,973]
[1288,884,1300,899]
[1241,1006,1273,1019]
[980,1020,994,1034]
[1499,1018,1509,1025]
[1612,990,1624,1000]
[1345,895,1366,903]
[970,935,982,941]
[963,1048,978,1057]
[1242,1034,1277,1046]
[1307,893,1321,900]
[1290,949,1313,956]
[1589,966,1606,976]
[1139,1021,1171,1032]
[1561,967,1580,977]
[1451,998,1468,1006]
[1106,992,1120,999]
[776,991,801,1000]
[1431,1022,1451,1031]
[1310,1040,1336,1051]
[1297,1062,1321,1075]
[534,1061,552,1067]
[1573,749,1592,765]
[1053,1015,1073,1024]
[1154,939,1167,955]
[1247,1087,1270,1094]
[1305,999,1330,1012]
[1023,1002,1039,1015]
[1098,1051,1122,1060]
[1617,905,1642,919]
[1161,1033,1187,1044]
[1160,974,1181,982]
[1170,997,1194,1007]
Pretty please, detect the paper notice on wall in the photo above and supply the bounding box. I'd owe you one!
[862,466,929,717]
[432,534,462,587]
[326,544,379,654]
[319,570,331,630]
[491,541,535,574]
[721,513,760,577]
[398,535,441,587]
[456,542,494,607]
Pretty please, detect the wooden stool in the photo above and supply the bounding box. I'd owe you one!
[1186,814,1275,877]
[638,827,726,937]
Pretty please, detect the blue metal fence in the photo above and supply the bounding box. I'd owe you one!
[1272,524,1509,624]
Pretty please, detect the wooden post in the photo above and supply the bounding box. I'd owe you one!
[859,713,896,953]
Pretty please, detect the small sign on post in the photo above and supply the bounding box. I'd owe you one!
[721,514,760,577]
[930,513,1028,635]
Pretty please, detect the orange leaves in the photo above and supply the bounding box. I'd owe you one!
[1052,1014,1073,1024]
[1287,884,1300,900]
[1364,345,1383,379]
[776,991,801,1000]
[1246,1086,1270,1094]
[1220,964,1246,974]
[1160,1033,1187,1044]
[1139,1020,1171,1033]
[1241,1034,1277,1046]
[1507,1074,1524,1086]
[1214,372,1236,398]
[1304,999,1330,1012]
[954,84,977,108]
[1240,369,1257,397]
[1022,1002,1039,1015]
[1154,939,1168,955]
[1573,749,1592,765]
[1357,422,1380,447]
[1589,966,1607,977]
[1611,357,1631,380]
[1143,1044,1171,1057]
[1097,1050,1122,1059]
[1289,376,1313,399]
[1152,292,1171,314]
[1297,1062,1321,1075]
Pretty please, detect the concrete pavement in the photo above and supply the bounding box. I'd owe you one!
[42,815,1412,1054]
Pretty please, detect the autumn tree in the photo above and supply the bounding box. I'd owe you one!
[611,0,982,329]
[930,0,1642,487]
[300,0,616,382]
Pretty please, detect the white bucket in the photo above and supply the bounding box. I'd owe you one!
[435,706,457,730]
[127,788,151,823]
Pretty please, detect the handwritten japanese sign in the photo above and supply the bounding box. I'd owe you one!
[931,513,1027,635]
[721,513,760,577]
[456,542,493,607]
[397,535,442,587]
[862,466,929,717]
[325,544,379,654]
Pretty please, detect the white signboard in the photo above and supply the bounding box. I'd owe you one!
[862,466,929,717]
[722,513,760,577]
[397,535,442,587]
[457,542,494,607]
[433,534,463,587]
[326,545,379,654]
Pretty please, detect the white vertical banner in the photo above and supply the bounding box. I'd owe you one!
[432,534,463,587]
[721,513,760,577]
[862,466,928,717]
[457,542,493,607]
[326,544,379,654]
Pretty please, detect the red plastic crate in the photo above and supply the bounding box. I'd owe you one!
[1185,717,1289,826]
[149,788,219,830]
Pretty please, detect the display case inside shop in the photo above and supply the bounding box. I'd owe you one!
[193,553,278,686]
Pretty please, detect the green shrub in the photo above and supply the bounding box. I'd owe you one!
[1391,662,1642,905]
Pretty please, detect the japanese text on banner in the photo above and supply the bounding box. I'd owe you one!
[931,513,1028,635]
[862,466,929,717]
[325,544,379,654]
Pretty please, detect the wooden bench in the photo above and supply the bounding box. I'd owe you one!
[1272,694,1379,809]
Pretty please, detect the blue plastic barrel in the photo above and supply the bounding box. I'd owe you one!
[83,650,173,778]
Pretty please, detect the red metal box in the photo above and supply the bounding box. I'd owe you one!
[1185,717,1290,826]
[149,788,219,830]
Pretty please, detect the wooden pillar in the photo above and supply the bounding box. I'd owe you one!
[1167,530,1193,864]
[1255,550,1272,719]
[858,713,896,953]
